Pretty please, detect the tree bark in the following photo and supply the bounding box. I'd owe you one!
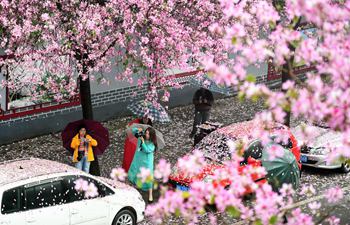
[79,76,93,120]
[281,61,292,127]
[271,1,302,127]
[79,65,100,176]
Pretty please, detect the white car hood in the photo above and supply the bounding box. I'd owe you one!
[98,177,145,206]
[98,177,133,190]
[292,124,342,148]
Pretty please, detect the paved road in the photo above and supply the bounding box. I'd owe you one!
[0,96,349,224]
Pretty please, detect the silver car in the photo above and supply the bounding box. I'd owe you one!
[292,124,350,173]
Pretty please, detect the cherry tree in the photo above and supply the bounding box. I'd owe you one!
[115,0,350,224]
[0,0,228,175]
[3,0,349,224]
[207,0,350,161]
[0,0,227,109]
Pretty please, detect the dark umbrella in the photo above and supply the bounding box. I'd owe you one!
[261,143,300,191]
[61,119,110,155]
[189,74,231,96]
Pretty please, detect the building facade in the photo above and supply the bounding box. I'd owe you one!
[0,63,314,145]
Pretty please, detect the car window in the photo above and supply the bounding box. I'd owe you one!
[63,175,114,204]
[271,136,293,149]
[24,180,66,210]
[63,175,85,203]
[1,187,22,214]
[88,177,114,197]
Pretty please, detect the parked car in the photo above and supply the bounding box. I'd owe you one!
[292,124,350,173]
[169,120,301,193]
[0,158,145,225]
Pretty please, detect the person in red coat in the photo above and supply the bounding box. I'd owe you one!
[122,116,153,172]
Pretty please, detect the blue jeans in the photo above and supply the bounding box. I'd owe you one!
[75,155,90,173]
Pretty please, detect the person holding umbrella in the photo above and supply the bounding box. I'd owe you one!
[62,120,109,176]
[128,126,157,203]
[70,125,98,173]
[122,116,153,172]
[190,87,214,138]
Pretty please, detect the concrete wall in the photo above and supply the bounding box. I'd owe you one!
[0,66,6,111]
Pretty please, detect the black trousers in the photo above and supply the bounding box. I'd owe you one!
[191,110,210,135]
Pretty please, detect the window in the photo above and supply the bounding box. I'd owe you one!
[24,180,66,210]
[63,176,85,203]
[1,187,21,214]
[271,136,293,149]
[63,175,114,204]
[87,177,114,197]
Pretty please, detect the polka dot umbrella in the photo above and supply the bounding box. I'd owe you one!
[261,143,300,191]
[127,100,171,123]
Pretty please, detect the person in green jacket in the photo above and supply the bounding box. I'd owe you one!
[128,126,157,202]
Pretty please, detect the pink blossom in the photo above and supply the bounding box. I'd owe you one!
[279,184,295,198]
[300,185,316,197]
[325,186,343,204]
[287,208,314,225]
[154,159,171,183]
[84,182,99,198]
[41,13,50,21]
[11,25,22,38]
[326,216,341,225]
[177,150,206,177]
[266,144,285,160]
[308,201,321,214]
[74,178,89,192]
[110,168,127,182]
[137,167,152,183]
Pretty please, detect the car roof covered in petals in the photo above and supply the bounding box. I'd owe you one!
[291,124,342,148]
[195,120,289,162]
[0,158,83,186]
[217,120,287,140]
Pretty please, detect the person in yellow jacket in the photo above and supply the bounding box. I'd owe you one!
[71,126,98,173]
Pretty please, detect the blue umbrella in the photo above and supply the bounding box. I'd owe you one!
[127,100,171,123]
[189,74,231,95]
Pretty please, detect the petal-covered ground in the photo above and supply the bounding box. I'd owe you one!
[0,96,349,224]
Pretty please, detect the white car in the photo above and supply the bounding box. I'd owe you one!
[292,124,350,173]
[0,158,145,225]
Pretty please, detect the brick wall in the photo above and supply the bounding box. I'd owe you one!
[91,84,148,107]
[0,71,308,125]
[0,72,308,145]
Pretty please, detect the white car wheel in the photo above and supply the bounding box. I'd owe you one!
[113,209,136,225]
[341,162,350,173]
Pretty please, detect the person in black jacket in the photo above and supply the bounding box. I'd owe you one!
[189,87,214,138]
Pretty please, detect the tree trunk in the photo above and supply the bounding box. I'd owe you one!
[281,61,291,127]
[270,2,301,128]
[79,76,93,120]
[79,67,100,176]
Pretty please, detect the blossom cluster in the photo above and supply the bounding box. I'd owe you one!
[0,0,228,104]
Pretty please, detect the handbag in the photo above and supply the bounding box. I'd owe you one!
[77,137,89,161]
[77,151,84,161]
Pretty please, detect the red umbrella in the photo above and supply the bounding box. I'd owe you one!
[61,119,110,156]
